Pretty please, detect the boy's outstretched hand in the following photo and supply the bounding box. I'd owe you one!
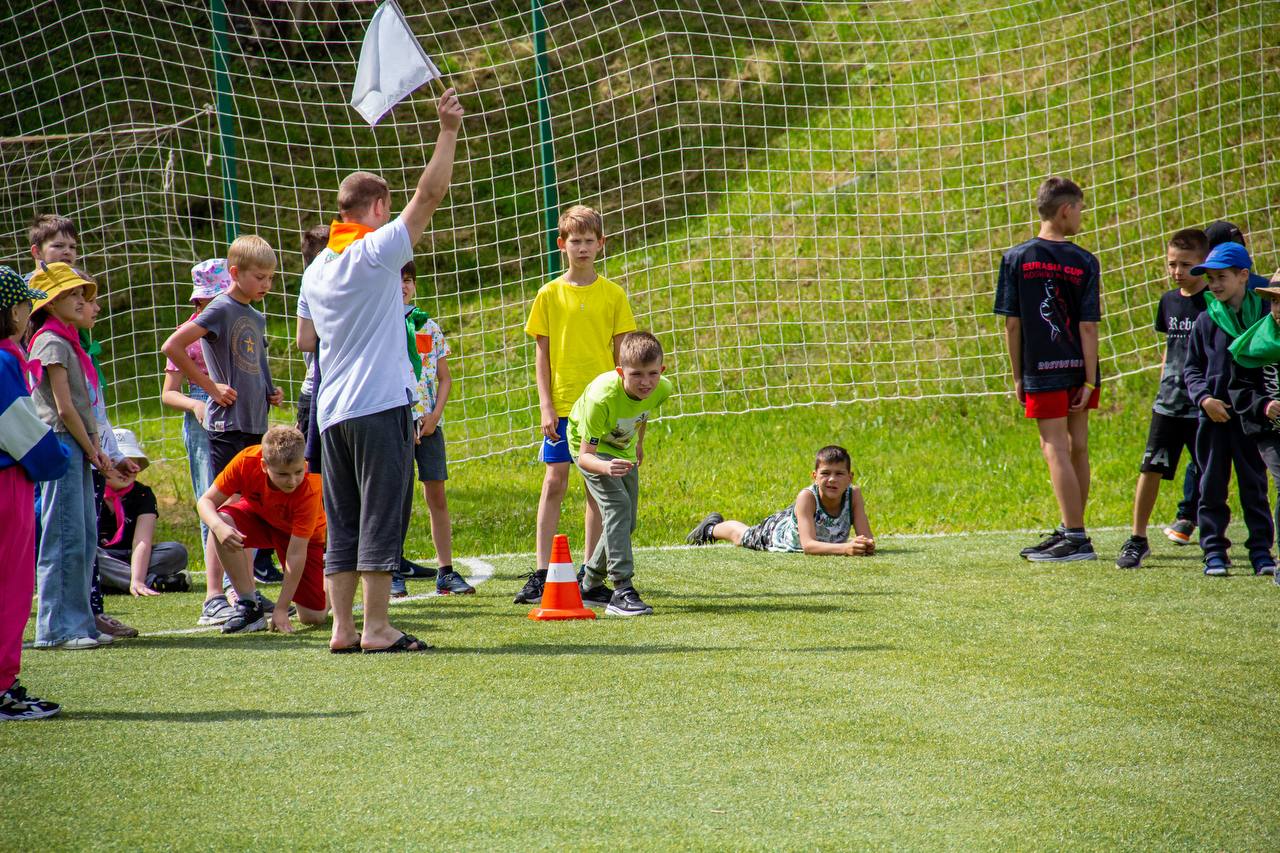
[438,88,463,133]
[270,609,294,634]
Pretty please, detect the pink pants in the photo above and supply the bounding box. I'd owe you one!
[0,465,36,694]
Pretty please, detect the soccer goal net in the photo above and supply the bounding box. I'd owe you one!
[2,0,1276,463]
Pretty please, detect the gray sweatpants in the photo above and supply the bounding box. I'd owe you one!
[580,455,640,588]
[96,542,189,592]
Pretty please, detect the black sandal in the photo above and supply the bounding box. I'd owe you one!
[330,641,362,654]
[362,633,433,654]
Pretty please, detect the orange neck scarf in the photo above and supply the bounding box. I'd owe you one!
[327,220,375,254]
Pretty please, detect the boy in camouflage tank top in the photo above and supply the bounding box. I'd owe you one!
[686,445,875,556]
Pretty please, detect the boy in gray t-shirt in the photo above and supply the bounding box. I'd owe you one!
[162,236,283,477]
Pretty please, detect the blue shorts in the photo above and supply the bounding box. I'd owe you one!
[539,417,572,464]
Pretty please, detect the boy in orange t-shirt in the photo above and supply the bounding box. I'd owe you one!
[196,425,329,635]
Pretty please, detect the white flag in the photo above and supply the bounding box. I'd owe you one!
[350,0,442,126]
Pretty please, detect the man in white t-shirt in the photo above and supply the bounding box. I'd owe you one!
[296,88,463,654]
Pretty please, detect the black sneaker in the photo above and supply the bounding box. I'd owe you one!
[148,571,190,593]
[400,557,438,579]
[222,597,267,634]
[1020,530,1065,559]
[253,550,283,584]
[251,590,294,616]
[435,568,475,595]
[1115,536,1151,569]
[513,571,545,604]
[1203,554,1229,577]
[580,581,612,606]
[0,681,60,721]
[1026,536,1096,563]
[686,512,724,545]
[1250,553,1277,576]
[605,585,653,616]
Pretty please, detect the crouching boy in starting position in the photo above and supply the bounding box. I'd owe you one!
[569,331,672,616]
[686,445,874,555]
[196,425,329,633]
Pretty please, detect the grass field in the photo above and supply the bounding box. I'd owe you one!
[4,531,1278,849]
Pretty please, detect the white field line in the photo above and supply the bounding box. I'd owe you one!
[142,557,495,638]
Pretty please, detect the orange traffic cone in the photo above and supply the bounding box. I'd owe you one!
[528,534,596,621]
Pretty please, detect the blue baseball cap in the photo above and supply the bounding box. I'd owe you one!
[1191,241,1252,276]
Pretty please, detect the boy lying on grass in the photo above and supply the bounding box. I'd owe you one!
[686,445,875,556]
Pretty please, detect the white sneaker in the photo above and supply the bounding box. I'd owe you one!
[93,633,114,645]
[58,636,100,650]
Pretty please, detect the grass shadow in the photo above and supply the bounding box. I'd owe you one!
[65,709,363,723]
[434,643,894,656]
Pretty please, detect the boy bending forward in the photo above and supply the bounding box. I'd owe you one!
[569,332,672,616]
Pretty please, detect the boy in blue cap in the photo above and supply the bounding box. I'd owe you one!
[1182,241,1275,577]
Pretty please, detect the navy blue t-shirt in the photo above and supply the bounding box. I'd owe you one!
[993,237,1102,393]
[1152,287,1207,418]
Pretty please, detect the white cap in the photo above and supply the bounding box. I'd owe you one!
[112,428,150,470]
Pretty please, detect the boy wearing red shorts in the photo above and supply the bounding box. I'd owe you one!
[994,176,1101,562]
[196,425,329,634]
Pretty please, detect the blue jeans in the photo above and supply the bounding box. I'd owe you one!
[34,435,98,646]
[183,402,213,551]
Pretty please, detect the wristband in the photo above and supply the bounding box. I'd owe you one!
[1084,381,1096,390]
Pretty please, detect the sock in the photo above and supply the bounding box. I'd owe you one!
[1130,534,1148,543]
[1065,527,1087,541]
[536,568,547,580]
[437,564,452,574]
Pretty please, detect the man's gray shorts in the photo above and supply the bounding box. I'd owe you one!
[320,405,414,574]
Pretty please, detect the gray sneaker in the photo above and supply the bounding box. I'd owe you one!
[580,581,613,606]
[605,585,653,616]
[198,595,235,626]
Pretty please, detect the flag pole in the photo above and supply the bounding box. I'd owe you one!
[210,0,241,245]
[532,0,561,278]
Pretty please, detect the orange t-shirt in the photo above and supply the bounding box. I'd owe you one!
[213,446,326,544]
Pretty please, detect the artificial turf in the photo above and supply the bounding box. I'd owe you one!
[5,530,1277,850]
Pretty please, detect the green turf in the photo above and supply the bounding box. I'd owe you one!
[4,531,1277,850]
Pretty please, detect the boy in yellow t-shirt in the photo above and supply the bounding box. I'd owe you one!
[516,205,636,604]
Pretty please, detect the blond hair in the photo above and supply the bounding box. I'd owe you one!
[558,205,604,239]
[261,425,306,467]
[618,331,663,367]
[338,171,390,218]
[227,234,276,271]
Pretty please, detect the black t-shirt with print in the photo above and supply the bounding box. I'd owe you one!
[993,237,1102,393]
[98,482,159,551]
[1152,287,1207,418]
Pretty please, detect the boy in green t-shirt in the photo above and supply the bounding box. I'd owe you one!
[568,331,672,616]
[518,205,637,605]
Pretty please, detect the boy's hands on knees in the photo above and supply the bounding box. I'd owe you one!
[267,387,284,407]
[211,383,237,407]
[1201,397,1230,423]
[214,520,245,550]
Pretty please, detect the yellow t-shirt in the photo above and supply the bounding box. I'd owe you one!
[524,275,637,416]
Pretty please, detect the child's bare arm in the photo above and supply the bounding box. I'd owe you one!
[160,370,206,421]
[1071,321,1100,410]
[196,484,241,547]
[535,335,558,440]
[795,489,860,556]
[1004,316,1024,401]
[47,364,103,466]
[128,513,162,596]
[422,355,451,438]
[271,535,310,633]
[161,322,236,406]
[635,420,646,468]
[296,317,318,353]
[577,440,632,478]
[850,486,875,555]
[612,333,626,366]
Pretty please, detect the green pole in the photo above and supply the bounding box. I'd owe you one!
[532,0,560,277]
[211,0,240,245]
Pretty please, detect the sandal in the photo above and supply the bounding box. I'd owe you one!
[362,633,433,654]
[330,641,362,654]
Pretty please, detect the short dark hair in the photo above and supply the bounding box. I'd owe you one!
[28,214,78,248]
[1036,177,1084,220]
[337,171,390,218]
[401,259,416,280]
[815,445,851,470]
[618,331,663,367]
[301,224,329,267]
[1168,228,1209,257]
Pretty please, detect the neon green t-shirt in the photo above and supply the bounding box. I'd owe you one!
[524,275,637,416]
[567,371,674,463]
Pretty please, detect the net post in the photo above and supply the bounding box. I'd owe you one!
[532,0,560,278]
[211,0,241,245]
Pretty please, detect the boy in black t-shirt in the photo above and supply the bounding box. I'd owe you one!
[1115,229,1210,569]
[994,176,1101,562]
